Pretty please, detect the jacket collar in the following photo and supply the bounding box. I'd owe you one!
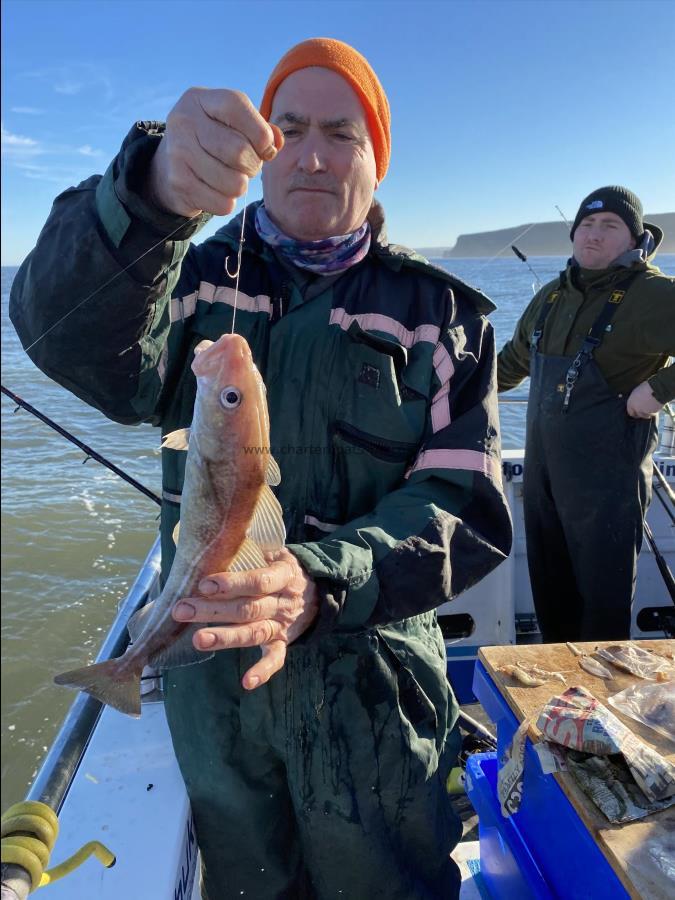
[212,199,496,315]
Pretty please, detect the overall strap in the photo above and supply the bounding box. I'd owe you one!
[530,277,564,356]
[562,269,640,412]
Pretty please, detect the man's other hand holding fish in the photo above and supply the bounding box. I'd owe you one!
[173,548,318,690]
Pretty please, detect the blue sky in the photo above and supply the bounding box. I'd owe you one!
[2,0,674,264]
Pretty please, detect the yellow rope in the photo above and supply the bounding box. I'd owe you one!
[1,801,115,891]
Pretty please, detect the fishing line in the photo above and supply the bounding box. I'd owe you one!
[22,212,205,355]
[475,204,571,281]
[224,183,250,335]
[473,221,539,278]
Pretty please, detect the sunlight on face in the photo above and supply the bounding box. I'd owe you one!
[573,212,637,269]
[261,68,378,240]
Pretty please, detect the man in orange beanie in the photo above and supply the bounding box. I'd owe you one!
[11,38,511,899]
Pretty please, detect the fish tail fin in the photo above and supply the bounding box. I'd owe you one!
[54,658,142,717]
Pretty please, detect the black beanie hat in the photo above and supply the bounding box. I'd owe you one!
[570,186,644,241]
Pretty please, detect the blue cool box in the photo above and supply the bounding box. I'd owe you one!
[465,752,552,899]
[470,661,629,899]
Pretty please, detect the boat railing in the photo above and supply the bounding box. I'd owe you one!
[26,537,162,813]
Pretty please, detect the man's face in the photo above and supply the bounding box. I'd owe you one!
[572,212,637,269]
[262,67,377,240]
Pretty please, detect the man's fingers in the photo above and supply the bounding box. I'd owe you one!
[182,161,240,216]
[198,560,294,599]
[173,592,298,623]
[195,88,277,160]
[242,641,287,690]
[150,87,280,216]
[194,117,265,178]
[270,122,285,152]
[188,154,248,207]
[192,619,283,652]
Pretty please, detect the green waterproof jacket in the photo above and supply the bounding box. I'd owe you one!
[10,122,512,636]
[497,240,675,403]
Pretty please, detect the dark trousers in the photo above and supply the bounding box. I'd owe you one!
[164,618,462,899]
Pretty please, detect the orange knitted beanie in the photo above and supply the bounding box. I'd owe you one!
[259,37,391,183]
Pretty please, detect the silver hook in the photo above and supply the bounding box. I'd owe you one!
[224,254,241,279]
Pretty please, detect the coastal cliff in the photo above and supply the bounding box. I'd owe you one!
[417,212,675,258]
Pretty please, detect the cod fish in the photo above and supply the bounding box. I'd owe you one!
[55,334,285,716]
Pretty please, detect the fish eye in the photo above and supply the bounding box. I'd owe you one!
[219,386,242,409]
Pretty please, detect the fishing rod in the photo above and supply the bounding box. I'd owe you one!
[510,203,575,291]
[555,205,572,229]
[510,244,543,291]
[643,519,675,606]
[652,480,675,527]
[1,385,161,507]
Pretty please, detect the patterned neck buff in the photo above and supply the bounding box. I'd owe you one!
[255,204,371,275]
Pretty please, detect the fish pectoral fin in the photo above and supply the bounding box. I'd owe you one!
[54,658,142,717]
[149,625,214,670]
[161,428,191,451]
[172,521,180,546]
[230,538,268,572]
[246,485,286,551]
[266,455,281,486]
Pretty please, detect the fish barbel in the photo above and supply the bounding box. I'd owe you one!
[54,334,285,716]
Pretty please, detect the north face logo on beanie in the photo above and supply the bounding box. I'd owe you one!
[570,186,644,240]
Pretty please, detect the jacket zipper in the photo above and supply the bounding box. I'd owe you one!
[333,421,415,463]
[271,282,291,324]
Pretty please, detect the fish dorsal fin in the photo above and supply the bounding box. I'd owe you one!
[161,428,191,451]
[172,521,180,546]
[229,537,267,572]
[266,455,281,486]
[247,485,286,551]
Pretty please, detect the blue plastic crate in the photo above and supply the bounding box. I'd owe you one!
[446,655,477,704]
[466,753,552,899]
[472,661,629,899]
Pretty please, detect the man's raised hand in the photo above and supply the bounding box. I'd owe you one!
[147,88,283,217]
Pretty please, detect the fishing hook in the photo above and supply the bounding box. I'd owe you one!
[229,182,250,334]
[224,252,242,279]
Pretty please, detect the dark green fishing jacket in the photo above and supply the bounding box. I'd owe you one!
[10,122,512,638]
[497,241,675,402]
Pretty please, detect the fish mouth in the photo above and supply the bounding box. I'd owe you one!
[192,334,251,377]
[225,333,252,362]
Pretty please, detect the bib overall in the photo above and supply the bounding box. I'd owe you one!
[523,279,657,641]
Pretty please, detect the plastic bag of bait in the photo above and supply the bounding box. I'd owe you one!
[595,644,675,681]
[608,680,675,742]
[536,686,675,803]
